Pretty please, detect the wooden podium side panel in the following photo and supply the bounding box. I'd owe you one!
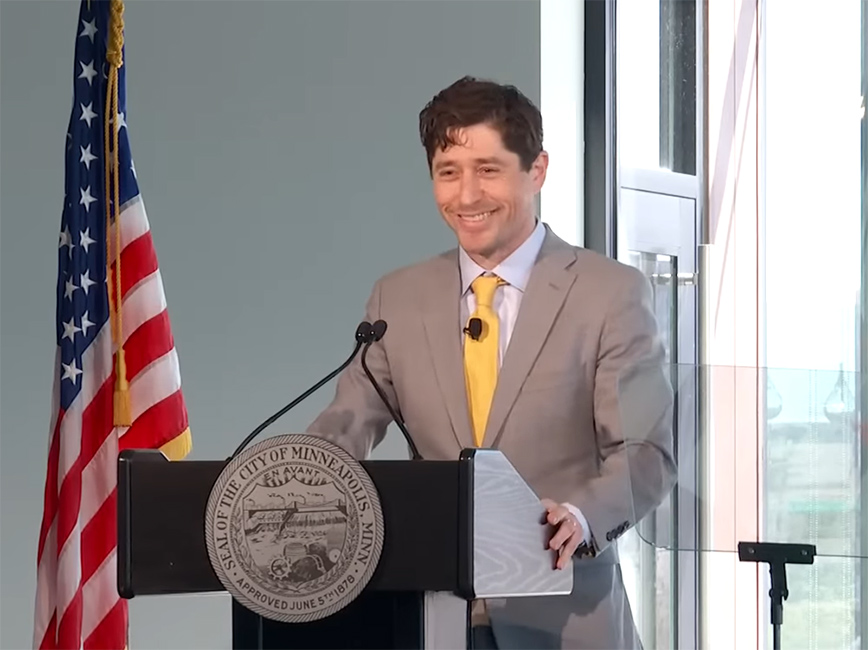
[118,454,226,596]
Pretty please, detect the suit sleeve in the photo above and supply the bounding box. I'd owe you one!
[305,279,396,460]
[570,268,677,556]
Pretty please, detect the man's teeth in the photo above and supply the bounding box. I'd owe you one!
[461,211,493,221]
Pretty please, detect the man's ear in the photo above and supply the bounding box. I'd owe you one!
[530,150,549,192]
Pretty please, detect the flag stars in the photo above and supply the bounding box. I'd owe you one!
[80,186,97,212]
[62,318,81,342]
[80,144,97,170]
[80,311,95,336]
[62,359,83,384]
[80,102,97,128]
[79,270,96,295]
[110,111,127,132]
[78,61,97,86]
[64,278,79,300]
[79,18,97,42]
[80,228,96,252]
[59,225,73,250]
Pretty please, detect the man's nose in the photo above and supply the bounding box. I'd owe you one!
[458,172,482,205]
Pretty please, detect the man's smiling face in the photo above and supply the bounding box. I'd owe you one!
[430,122,547,270]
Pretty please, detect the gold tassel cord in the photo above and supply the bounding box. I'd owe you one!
[104,0,131,426]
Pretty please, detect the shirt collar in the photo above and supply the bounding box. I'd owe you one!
[459,218,546,295]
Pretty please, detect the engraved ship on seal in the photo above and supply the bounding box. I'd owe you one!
[239,467,350,588]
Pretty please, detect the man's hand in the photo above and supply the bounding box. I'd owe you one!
[541,498,583,569]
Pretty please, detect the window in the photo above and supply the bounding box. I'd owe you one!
[599,0,866,649]
[759,1,865,646]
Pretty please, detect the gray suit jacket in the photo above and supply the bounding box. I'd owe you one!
[307,225,677,649]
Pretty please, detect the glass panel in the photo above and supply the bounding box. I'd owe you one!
[618,363,864,558]
[758,0,865,644]
[619,251,678,650]
[625,252,675,361]
[658,0,696,174]
[656,550,862,650]
[616,0,661,170]
[617,0,696,173]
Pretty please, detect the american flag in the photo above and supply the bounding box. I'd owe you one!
[33,1,192,648]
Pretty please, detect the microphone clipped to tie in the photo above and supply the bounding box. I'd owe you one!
[463,317,482,341]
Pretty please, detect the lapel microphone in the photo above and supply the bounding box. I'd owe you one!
[463,317,482,341]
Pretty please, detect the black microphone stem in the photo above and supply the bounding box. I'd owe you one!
[229,329,369,460]
[360,342,422,460]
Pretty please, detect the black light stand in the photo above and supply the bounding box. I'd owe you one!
[737,541,816,650]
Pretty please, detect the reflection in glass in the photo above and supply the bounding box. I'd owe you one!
[823,365,857,425]
[767,376,783,420]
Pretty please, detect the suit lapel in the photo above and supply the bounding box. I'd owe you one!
[482,233,578,447]
[421,252,474,449]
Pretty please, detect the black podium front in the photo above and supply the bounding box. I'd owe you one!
[117,445,572,649]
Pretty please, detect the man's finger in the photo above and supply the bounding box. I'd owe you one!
[546,505,570,525]
[548,517,576,550]
[540,498,558,524]
[557,533,582,569]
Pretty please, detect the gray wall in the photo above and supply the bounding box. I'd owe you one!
[0,0,540,647]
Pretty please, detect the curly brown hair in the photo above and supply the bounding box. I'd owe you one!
[418,76,544,174]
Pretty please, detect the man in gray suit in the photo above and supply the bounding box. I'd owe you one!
[307,76,676,649]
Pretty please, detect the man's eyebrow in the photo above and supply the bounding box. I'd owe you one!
[433,156,506,170]
[474,157,507,165]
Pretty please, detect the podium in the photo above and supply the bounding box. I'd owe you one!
[117,437,572,649]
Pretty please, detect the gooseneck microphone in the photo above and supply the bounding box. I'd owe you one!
[360,319,422,460]
[229,321,375,460]
[464,317,482,340]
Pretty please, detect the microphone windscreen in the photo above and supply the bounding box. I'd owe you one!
[355,321,373,342]
[372,320,388,341]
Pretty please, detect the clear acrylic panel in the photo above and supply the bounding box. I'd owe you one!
[618,363,865,557]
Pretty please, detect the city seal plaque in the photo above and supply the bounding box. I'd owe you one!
[205,434,384,623]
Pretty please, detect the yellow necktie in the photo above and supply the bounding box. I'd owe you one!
[464,275,504,447]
